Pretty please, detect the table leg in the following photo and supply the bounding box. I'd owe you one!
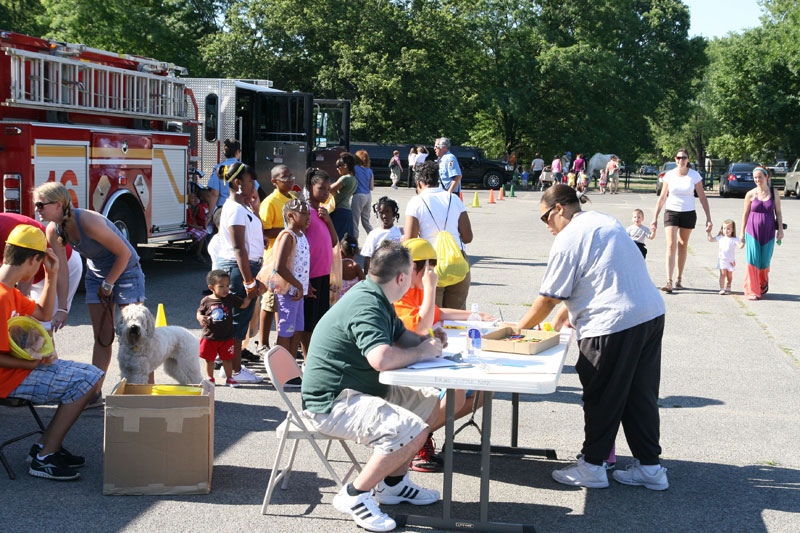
[443,388,455,519]
[480,391,494,523]
[511,392,519,447]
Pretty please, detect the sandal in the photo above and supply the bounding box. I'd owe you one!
[660,281,673,294]
[674,280,684,290]
[761,283,768,295]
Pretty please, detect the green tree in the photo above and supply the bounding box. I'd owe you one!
[1,0,47,36]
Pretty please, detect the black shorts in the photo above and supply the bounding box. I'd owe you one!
[664,209,696,229]
[304,275,331,333]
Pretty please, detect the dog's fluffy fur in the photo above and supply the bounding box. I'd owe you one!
[116,304,203,384]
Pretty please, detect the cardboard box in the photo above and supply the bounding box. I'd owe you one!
[481,327,560,355]
[103,379,214,495]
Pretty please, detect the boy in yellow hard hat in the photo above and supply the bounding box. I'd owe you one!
[0,225,103,481]
[394,238,495,473]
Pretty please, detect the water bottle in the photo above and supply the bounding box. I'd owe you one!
[467,303,482,356]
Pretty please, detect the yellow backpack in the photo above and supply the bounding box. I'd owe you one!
[422,195,469,287]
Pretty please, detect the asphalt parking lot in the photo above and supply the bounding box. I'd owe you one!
[2,186,798,532]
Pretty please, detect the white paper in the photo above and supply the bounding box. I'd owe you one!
[407,358,459,370]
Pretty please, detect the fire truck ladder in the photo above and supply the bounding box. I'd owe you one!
[3,46,187,121]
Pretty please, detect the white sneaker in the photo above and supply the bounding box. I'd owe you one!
[613,460,669,490]
[332,485,396,532]
[552,456,609,488]
[374,473,439,505]
[232,366,262,383]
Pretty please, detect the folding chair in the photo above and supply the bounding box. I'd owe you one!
[0,398,46,480]
[261,346,362,514]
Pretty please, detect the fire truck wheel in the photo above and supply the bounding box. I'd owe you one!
[107,203,140,247]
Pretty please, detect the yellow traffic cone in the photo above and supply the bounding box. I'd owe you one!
[471,191,481,208]
[155,303,167,327]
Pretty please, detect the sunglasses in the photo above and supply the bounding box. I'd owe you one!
[675,155,688,160]
[34,201,57,209]
[540,205,556,224]
[414,259,437,270]
[276,175,295,182]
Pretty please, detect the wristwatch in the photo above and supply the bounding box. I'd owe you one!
[101,280,114,292]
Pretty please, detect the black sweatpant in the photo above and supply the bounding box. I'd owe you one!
[576,314,664,466]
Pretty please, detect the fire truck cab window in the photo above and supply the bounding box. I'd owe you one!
[204,94,218,142]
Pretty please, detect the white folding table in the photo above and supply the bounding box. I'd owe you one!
[379,325,572,532]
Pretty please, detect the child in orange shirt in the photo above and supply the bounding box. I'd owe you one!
[0,225,102,481]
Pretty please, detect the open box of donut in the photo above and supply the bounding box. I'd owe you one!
[481,327,560,355]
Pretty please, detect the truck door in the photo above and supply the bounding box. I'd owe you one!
[240,91,313,194]
[312,99,351,180]
[33,141,90,208]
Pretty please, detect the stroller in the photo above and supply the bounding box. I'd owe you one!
[539,165,554,190]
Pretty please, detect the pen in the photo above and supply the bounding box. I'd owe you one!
[428,328,435,338]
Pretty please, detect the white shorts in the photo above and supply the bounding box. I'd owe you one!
[303,386,439,455]
[717,259,735,272]
[30,252,83,329]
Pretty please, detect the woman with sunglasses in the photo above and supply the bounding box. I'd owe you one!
[518,184,668,490]
[650,148,712,293]
[33,182,145,399]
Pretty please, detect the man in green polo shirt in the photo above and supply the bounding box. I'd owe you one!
[301,241,449,533]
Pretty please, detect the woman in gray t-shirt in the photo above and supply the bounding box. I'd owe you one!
[516,184,669,491]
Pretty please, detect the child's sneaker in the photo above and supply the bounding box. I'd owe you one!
[332,484,396,532]
[719,288,726,295]
[612,459,669,490]
[27,445,85,468]
[207,377,216,384]
[374,473,439,505]
[29,453,81,481]
[284,376,302,389]
[551,456,609,488]
[226,378,239,388]
[232,366,263,383]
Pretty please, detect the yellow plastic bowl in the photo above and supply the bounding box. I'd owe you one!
[7,316,54,360]
[150,385,202,396]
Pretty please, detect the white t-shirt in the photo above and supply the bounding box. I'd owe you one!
[664,168,702,212]
[361,225,403,258]
[217,198,265,263]
[716,235,740,262]
[408,153,417,167]
[539,211,665,340]
[531,158,544,171]
[627,224,652,243]
[405,187,466,250]
[415,152,428,165]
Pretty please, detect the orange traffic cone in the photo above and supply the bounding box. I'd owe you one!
[498,186,505,201]
[459,191,464,202]
[488,189,496,204]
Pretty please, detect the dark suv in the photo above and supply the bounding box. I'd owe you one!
[350,142,512,189]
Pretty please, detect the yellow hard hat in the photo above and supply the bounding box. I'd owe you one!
[403,238,436,261]
[6,225,47,253]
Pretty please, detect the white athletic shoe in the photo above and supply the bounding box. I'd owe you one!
[374,473,439,505]
[232,366,262,383]
[612,459,669,491]
[332,485,396,532]
[552,456,609,488]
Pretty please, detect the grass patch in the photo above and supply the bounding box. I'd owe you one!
[696,311,712,315]
[490,302,509,306]
[745,311,756,317]
[761,460,779,466]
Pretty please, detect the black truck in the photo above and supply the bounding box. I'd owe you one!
[350,142,512,189]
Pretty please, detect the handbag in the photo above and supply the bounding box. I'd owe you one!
[256,230,295,295]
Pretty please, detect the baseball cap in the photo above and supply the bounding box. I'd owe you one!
[6,225,47,252]
[403,238,436,261]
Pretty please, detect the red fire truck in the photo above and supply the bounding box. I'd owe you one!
[1,30,350,251]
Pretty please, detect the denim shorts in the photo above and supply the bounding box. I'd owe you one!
[217,259,261,341]
[85,267,146,305]
[10,360,103,404]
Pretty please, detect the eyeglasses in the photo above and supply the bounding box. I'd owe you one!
[34,201,57,210]
[276,174,295,182]
[540,205,556,224]
[434,145,445,149]
[675,155,688,160]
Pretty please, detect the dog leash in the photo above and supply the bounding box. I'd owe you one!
[97,296,115,348]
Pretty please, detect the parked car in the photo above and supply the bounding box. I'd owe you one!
[769,160,789,176]
[639,165,658,175]
[783,159,800,199]
[655,161,696,195]
[719,162,758,198]
[350,142,512,189]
